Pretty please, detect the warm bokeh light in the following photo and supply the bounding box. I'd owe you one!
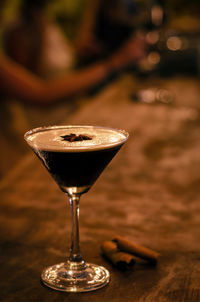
[146,31,160,45]
[167,36,182,51]
[151,5,164,26]
[147,51,161,65]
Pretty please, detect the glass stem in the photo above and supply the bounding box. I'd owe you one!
[68,194,85,268]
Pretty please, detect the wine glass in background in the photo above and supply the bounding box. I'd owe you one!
[128,1,175,104]
[24,125,128,292]
[134,0,166,75]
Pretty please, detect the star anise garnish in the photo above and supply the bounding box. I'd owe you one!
[61,133,92,142]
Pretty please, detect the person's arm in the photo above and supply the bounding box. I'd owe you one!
[0,35,146,105]
[0,53,111,105]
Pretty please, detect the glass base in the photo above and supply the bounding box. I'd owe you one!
[41,262,110,292]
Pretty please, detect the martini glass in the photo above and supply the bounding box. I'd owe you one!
[24,125,128,292]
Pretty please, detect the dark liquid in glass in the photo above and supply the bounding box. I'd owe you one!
[34,145,122,191]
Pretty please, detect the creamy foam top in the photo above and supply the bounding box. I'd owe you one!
[25,126,128,152]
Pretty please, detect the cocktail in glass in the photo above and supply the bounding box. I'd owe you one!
[24,125,128,292]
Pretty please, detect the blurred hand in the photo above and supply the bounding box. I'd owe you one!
[108,34,147,72]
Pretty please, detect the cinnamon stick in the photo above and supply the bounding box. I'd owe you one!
[101,240,136,270]
[113,236,160,264]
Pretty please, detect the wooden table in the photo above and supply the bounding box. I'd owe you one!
[1,75,200,301]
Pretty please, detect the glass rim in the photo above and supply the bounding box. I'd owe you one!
[24,125,129,151]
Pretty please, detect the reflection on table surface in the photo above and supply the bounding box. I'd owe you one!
[0,74,200,302]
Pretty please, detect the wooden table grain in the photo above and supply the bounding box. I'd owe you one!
[1,75,200,302]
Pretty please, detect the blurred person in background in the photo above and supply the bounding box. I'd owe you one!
[0,0,147,177]
[1,0,147,104]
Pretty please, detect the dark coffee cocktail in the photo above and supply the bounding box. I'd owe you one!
[26,126,127,194]
[24,125,128,292]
